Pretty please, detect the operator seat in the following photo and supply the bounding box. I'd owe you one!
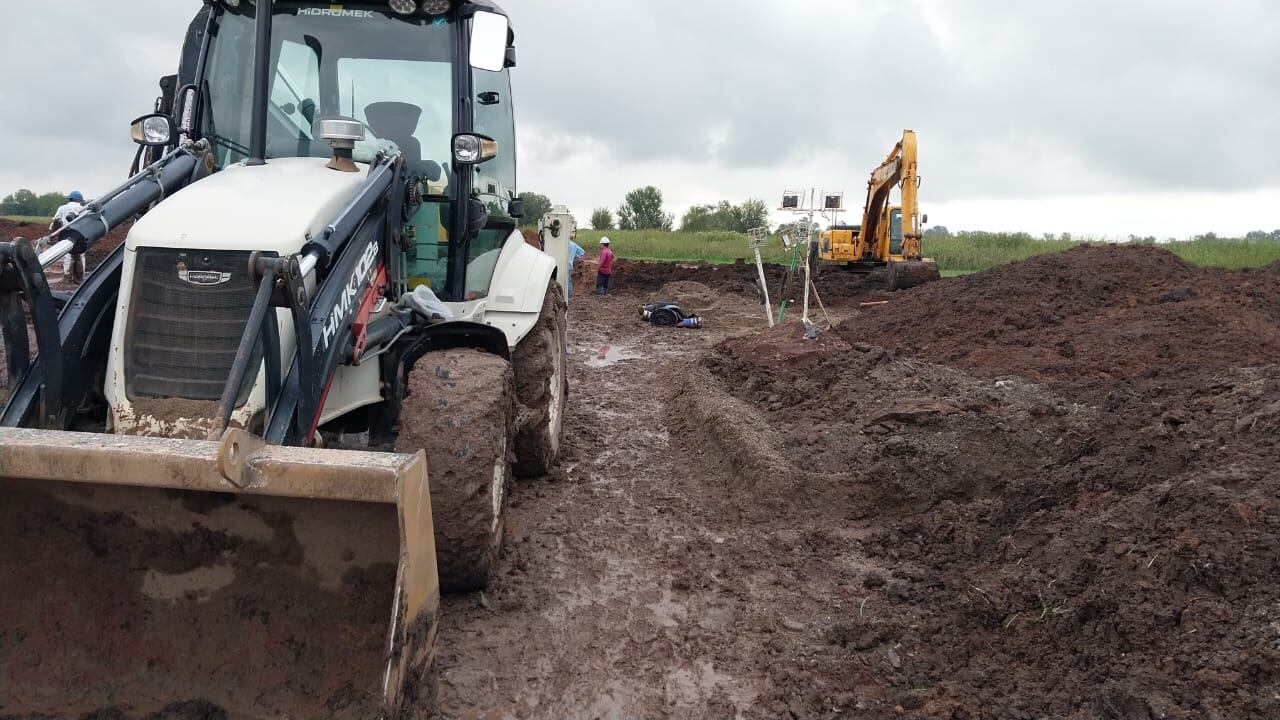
[364,102,424,168]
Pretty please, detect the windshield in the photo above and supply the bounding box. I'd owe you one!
[202,3,455,181]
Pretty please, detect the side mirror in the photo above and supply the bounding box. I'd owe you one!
[468,197,491,239]
[508,198,525,219]
[922,213,929,225]
[469,11,509,72]
[130,113,176,147]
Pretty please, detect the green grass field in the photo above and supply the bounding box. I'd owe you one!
[8,214,1275,272]
[576,230,1280,273]
[0,215,49,225]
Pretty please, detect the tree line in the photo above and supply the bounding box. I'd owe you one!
[518,187,772,234]
[15,184,1277,244]
[924,226,1280,244]
[1,189,68,218]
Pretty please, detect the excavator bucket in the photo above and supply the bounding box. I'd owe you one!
[0,428,440,719]
[888,259,943,291]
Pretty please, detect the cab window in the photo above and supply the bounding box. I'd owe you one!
[889,209,904,254]
[464,64,517,300]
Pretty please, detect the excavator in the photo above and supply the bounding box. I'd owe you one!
[0,2,567,718]
[816,130,942,290]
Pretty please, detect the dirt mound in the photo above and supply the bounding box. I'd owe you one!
[652,281,724,313]
[835,244,1280,389]
[612,259,886,302]
[0,217,130,274]
[0,218,43,238]
[681,245,1280,718]
[1,219,132,396]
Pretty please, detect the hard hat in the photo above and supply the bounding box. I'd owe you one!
[67,191,84,202]
[599,237,611,245]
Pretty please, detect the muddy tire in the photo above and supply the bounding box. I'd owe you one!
[396,348,514,593]
[512,282,568,478]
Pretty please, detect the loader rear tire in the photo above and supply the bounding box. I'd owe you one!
[397,348,515,593]
[513,281,568,478]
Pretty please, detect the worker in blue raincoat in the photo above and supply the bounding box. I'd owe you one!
[567,240,586,299]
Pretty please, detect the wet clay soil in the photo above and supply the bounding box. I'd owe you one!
[4,245,1278,719]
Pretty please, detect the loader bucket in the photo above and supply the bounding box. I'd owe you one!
[0,428,439,720]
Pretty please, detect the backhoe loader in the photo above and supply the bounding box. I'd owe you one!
[0,2,567,717]
[816,130,942,290]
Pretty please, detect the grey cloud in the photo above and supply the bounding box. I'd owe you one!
[0,2,196,193]
[1,0,1277,204]
[511,0,1280,199]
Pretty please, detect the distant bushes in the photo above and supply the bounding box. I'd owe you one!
[575,229,1280,272]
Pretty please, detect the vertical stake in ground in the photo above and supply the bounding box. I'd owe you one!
[800,216,815,328]
[747,226,774,328]
[777,189,843,333]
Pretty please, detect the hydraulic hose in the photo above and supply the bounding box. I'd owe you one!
[56,151,200,256]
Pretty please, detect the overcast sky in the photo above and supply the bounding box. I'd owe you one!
[2,0,1277,238]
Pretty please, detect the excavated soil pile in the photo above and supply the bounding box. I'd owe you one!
[0,218,130,272]
[613,259,886,302]
[686,246,1280,718]
[0,219,131,395]
[652,281,727,314]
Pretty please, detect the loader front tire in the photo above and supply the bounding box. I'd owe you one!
[513,281,568,478]
[396,348,515,593]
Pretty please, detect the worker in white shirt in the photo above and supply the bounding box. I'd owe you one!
[48,191,87,284]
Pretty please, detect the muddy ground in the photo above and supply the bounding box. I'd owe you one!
[440,248,1280,719]
[3,238,1277,719]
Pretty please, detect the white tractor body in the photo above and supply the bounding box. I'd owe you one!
[105,157,554,439]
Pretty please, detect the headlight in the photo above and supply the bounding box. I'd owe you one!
[452,133,498,165]
[388,0,416,13]
[421,0,452,14]
[140,117,171,143]
[129,113,175,147]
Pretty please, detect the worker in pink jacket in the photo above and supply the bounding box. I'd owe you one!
[595,237,615,295]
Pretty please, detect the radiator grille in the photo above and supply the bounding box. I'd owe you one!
[125,248,265,405]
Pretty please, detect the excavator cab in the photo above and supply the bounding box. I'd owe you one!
[888,207,905,255]
[0,2,536,718]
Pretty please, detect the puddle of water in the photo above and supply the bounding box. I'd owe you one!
[584,344,644,368]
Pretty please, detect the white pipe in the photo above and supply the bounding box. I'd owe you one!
[753,243,774,328]
[801,216,814,327]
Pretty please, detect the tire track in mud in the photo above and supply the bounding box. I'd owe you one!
[436,291,780,719]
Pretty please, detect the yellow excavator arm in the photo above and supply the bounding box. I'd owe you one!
[816,130,940,290]
[861,129,922,261]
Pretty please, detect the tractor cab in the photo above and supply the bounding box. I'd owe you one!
[162,0,518,302]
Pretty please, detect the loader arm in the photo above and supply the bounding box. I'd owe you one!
[1,143,207,429]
